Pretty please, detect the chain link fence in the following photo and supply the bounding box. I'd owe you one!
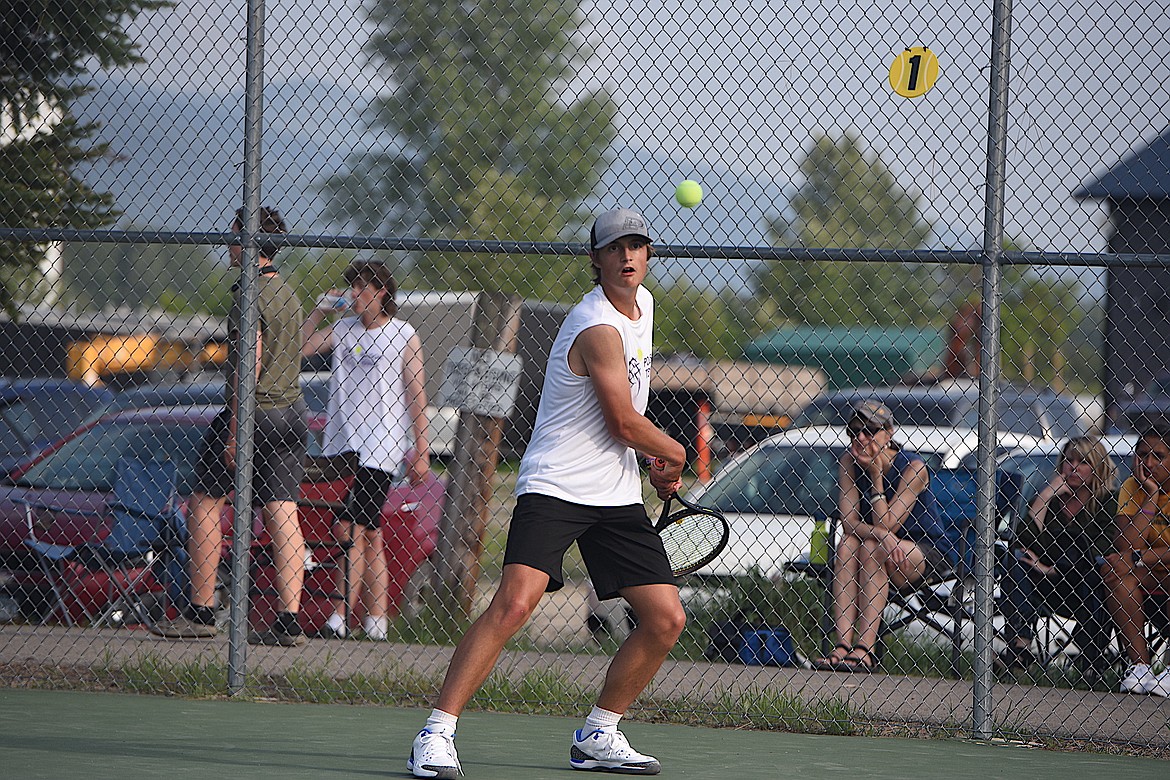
[2,0,1170,755]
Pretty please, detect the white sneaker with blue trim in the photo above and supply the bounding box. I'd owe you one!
[408,728,462,778]
[570,727,661,774]
[1149,667,1170,698]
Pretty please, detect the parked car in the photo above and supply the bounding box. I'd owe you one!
[84,372,331,422]
[87,372,459,459]
[0,378,115,475]
[791,379,1090,441]
[686,425,1045,579]
[0,405,444,628]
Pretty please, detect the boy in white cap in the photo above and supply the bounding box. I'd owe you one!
[408,208,687,778]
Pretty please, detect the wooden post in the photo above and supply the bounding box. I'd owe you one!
[433,291,524,616]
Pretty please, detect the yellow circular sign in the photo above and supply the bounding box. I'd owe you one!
[889,47,939,98]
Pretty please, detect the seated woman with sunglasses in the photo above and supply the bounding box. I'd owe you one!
[813,400,954,672]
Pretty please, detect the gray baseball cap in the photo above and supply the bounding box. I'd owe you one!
[850,399,894,428]
[590,208,652,250]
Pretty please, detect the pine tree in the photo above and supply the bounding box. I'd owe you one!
[0,0,167,315]
[321,0,616,299]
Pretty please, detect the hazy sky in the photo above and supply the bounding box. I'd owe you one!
[109,0,1170,267]
[576,0,1170,254]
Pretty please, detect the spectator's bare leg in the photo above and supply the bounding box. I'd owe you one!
[187,492,225,608]
[1105,552,1149,665]
[265,498,305,614]
[832,534,863,647]
[332,520,362,623]
[365,527,389,620]
[854,538,889,653]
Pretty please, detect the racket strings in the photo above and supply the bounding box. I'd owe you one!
[659,509,726,575]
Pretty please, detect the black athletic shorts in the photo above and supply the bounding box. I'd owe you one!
[337,464,396,529]
[503,493,676,601]
[193,403,307,504]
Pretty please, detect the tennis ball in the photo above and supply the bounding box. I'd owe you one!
[675,179,703,208]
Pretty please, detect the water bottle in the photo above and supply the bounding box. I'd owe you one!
[809,518,830,566]
[317,291,350,311]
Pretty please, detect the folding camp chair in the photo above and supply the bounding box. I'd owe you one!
[1145,590,1170,668]
[22,457,180,627]
[784,510,972,678]
[876,467,978,677]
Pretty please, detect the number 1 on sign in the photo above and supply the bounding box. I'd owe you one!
[907,53,922,91]
[889,47,939,98]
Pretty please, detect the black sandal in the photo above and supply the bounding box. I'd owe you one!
[812,642,852,671]
[837,644,878,673]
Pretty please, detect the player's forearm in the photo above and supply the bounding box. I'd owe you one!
[610,413,685,466]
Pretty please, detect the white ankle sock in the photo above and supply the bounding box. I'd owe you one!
[325,612,346,635]
[427,709,458,735]
[363,615,388,640]
[585,706,622,732]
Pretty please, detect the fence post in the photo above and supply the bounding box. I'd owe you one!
[433,291,524,616]
[226,0,268,697]
[973,0,1015,739]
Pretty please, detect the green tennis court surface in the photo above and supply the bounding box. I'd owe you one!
[1,688,1164,779]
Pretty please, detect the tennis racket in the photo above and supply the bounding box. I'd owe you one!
[655,492,730,577]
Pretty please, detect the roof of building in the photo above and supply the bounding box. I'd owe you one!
[743,326,943,390]
[1073,126,1170,200]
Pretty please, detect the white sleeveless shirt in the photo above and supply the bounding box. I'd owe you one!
[516,285,654,505]
[322,316,416,473]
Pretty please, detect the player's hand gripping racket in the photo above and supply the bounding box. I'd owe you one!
[655,492,730,576]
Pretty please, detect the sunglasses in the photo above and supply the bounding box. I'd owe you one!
[847,424,884,439]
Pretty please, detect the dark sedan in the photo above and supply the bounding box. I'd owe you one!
[792,379,1090,441]
[0,378,115,474]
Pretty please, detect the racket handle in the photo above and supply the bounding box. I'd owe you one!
[658,493,674,523]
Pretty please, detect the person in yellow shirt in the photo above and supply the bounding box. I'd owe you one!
[1104,421,1170,695]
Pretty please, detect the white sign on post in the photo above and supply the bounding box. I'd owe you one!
[437,346,524,418]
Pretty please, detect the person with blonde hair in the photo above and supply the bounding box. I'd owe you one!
[997,436,1117,674]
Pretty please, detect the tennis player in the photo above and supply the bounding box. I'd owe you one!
[408,207,687,778]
